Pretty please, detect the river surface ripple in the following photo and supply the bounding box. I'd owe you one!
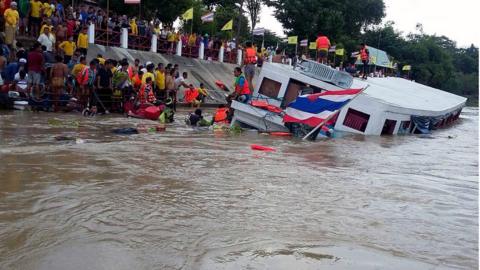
[0,108,478,270]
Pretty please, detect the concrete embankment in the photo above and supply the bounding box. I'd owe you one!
[87,44,237,105]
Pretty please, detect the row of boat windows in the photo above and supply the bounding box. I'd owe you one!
[258,77,325,108]
[256,76,427,135]
[343,108,412,135]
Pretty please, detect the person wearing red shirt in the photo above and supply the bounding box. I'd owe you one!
[316,34,331,64]
[27,42,44,98]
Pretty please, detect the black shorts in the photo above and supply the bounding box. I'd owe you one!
[318,49,327,58]
[30,16,41,26]
[79,48,88,56]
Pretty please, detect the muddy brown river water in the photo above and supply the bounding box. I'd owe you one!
[0,108,478,270]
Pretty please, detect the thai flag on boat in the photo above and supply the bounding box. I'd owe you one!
[283,89,363,127]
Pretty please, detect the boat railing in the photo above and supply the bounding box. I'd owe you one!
[295,59,353,89]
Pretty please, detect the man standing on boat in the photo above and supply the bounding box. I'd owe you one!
[360,43,370,79]
[243,41,256,92]
[316,34,330,64]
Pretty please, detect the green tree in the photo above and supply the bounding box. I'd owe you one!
[98,0,191,23]
[245,0,262,36]
[266,0,385,41]
[252,30,282,48]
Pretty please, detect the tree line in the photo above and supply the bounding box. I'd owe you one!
[100,0,478,103]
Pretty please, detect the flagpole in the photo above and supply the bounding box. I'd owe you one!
[106,0,109,47]
[302,85,370,140]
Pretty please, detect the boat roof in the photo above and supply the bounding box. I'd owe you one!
[351,77,467,115]
[260,63,466,115]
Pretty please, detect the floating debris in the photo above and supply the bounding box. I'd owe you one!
[48,119,80,128]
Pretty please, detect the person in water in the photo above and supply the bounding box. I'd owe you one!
[187,108,203,126]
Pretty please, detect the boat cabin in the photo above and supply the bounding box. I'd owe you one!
[230,61,466,136]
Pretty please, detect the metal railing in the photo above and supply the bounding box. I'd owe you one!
[128,33,151,51]
[295,59,353,88]
[95,28,121,47]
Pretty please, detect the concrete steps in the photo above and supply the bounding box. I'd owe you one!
[87,44,238,105]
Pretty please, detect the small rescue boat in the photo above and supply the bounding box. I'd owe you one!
[128,104,164,121]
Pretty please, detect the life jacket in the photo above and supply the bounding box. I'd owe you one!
[184,88,199,103]
[76,66,89,85]
[132,74,142,89]
[244,47,257,64]
[360,47,369,61]
[234,74,250,95]
[316,36,330,50]
[127,66,137,79]
[214,107,229,123]
[139,83,154,104]
[147,88,156,103]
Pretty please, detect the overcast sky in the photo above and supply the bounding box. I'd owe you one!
[255,0,479,48]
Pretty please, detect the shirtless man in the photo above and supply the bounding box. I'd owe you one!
[55,22,67,51]
[50,55,68,110]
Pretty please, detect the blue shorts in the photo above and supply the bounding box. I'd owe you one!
[237,94,251,103]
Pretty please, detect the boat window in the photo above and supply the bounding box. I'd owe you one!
[343,108,370,132]
[282,79,323,108]
[398,121,411,134]
[258,77,282,99]
[381,119,397,135]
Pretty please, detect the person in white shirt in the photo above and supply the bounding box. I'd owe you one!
[173,71,189,111]
[37,27,55,52]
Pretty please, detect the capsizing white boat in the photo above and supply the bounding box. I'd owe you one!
[230,60,466,138]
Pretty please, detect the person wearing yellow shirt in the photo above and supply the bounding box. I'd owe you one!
[29,0,42,37]
[197,83,208,106]
[42,1,52,17]
[4,2,20,46]
[58,36,75,63]
[71,56,86,83]
[39,21,53,35]
[166,30,175,54]
[129,18,137,35]
[155,63,166,99]
[96,54,105,65]
[153,24,160,36]
[141,63,155,84]
[188,33,196,47]
[77,27,88,56]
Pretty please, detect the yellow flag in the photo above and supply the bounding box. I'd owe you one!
[335,48,344,56]
[402,65,411,71]
[182,8,193,21]
[309,42,316,50]
[287,36,298,44]
[221,19,233,31]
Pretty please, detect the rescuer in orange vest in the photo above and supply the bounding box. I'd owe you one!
[316,34,331,64]
[230,66,251,103]
[243,41,257,93]
[213,104,230,124]
[360,43,370,80]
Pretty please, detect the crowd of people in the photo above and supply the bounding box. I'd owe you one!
[0,0,374,127]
